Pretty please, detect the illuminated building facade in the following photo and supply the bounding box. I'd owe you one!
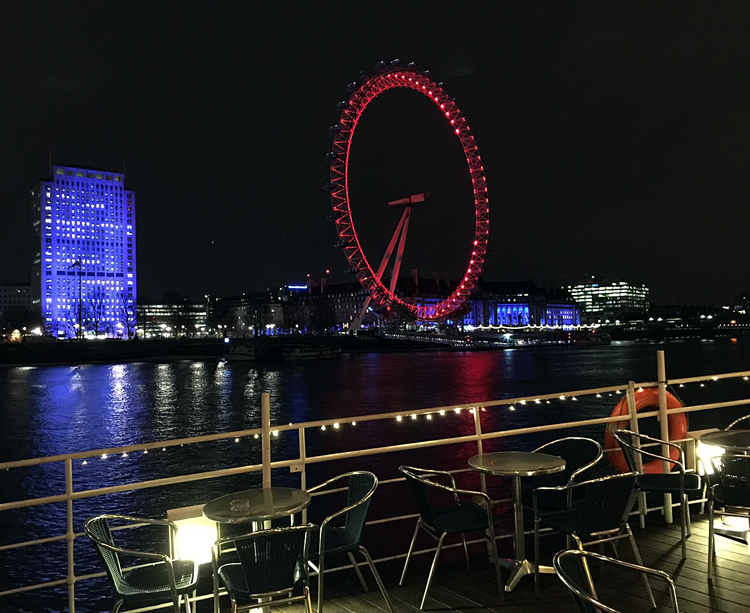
[31,165,136,338]
[566,277,649,320]
[138,303,207,337]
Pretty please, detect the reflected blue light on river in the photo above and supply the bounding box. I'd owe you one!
[1,341,749,463]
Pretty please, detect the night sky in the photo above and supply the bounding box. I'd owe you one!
[2,2,749,305]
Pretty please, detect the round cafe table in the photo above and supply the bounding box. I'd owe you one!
[469,451,566,592]
[203,486,311,526]
[700,429,750,453]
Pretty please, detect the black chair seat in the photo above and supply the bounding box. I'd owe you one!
[713,484,750,507]
[218,560,306,604]
[120,560,197,600]
[424,503,497,535]
[539,506,614,540]
[636,472,701,493]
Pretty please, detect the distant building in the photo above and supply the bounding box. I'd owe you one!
[472,280,580,327]
[138,303,207,337]
[31,165,137,338]
[566,277,649,321]
[0,282,32,316]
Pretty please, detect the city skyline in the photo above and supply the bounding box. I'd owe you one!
[2,3,749,305]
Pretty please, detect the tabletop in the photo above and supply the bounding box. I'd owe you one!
[468,451,566,477]
[700,429,750,452]
[202,486,311,523]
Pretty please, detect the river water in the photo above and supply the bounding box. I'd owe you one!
[2,339,750,611]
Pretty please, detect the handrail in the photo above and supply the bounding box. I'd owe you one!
[2,354,750,611]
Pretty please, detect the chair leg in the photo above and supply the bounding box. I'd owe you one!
[421,533,446,611]
[626,524,656,609]
[304,585,314,613]
[488,529,505,603]
[183,592,192,613]
[360,546,395,613]
[317,554,326,613]
[708,499,715,582]
[399,522,421,585]
[347,551,369,592]
[111,600,123,613]
[680,493,688,559]
[461,533,471,570]
[534,516,541,594]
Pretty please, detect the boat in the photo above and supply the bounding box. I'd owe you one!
[222,338,256,362]
[281,345,341,361]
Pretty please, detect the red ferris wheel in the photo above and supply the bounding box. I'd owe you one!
[327,60,489,325]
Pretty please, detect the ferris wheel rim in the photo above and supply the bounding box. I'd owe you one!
[328,63,489,321]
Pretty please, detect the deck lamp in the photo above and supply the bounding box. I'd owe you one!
[167,504,218,565]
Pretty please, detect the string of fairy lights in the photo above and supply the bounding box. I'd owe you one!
[72,375,750,467]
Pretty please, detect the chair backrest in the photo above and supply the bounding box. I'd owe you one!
[84,516,126,595]
[554,549,680,613]
[400,465,459,528]
[534,437,603,484]
[341,471,377,545]
[233,524,315,597]
[580,473,637,534]
[553,550,600,613]
[712,453,750,507]
[725,413,750,430]
[611,430,641,473]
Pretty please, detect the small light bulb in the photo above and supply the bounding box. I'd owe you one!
[273,431,279,437]
[333,423,340,429]
[235,438,240,443]
[351,421,356,426]
[397,416,402,422]
[426,414,433,420]
[321,425,326,431]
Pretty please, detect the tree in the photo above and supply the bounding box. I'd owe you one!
[119,293,138,339]
[83,288,108,336]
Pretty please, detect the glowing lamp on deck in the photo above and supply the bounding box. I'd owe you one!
[168,504,218,566]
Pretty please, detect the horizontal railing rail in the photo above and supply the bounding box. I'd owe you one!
[1,351,749,611]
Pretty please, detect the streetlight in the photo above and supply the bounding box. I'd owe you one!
[69,260,82,340]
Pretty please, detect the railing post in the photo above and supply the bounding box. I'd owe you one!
[472,408,486,494]
[298,427,308,524]
[627,381,647,528]
[657,350,673,523]
[65,458,75,613]
[261,393,272,489]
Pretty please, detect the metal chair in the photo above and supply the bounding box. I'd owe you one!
[706,453,750,580]
[212,524,316,613]
[613,429,701,558]
[554,549,680,613]
[531,436,603,512]
[529,436,602,592]
[306,471,393,613]
[533,472,656,608]
[84,514,199,613]
[398,465,504,610]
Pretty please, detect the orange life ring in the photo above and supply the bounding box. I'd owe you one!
[604,388,687,473]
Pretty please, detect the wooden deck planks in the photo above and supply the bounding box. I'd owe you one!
[252,515,749,613]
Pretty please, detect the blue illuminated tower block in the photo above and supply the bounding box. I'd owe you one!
[31,166,137,338]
